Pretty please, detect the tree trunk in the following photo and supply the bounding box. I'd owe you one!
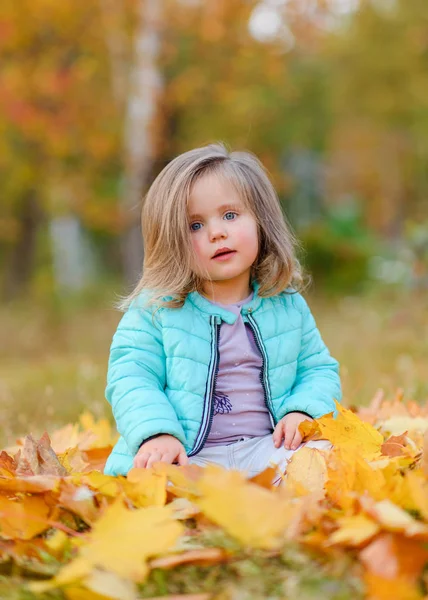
[120,0,164,287]
[3,190,42,300]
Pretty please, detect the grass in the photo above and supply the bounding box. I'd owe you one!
[0,285,426,450]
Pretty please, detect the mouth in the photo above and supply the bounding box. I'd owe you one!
[212,248,236,259]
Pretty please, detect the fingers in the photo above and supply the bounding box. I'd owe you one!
[133,452,150,469]
[272,422,284,448]
[178,450,189,466]
[283,425,295,450]
[146,451,163,469]
[290,429,302,451]
[134,450,188,469]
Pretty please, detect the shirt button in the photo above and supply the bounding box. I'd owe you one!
[248,307,253,313]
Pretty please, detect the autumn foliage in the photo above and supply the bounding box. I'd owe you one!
[0,397,427,599]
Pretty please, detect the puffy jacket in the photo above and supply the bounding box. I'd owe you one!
[104,281,341,476]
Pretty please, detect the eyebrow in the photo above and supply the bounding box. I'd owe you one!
[188,203,242,221]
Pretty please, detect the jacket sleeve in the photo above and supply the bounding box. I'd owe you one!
[282,293,342,419]
[105,301,187,456]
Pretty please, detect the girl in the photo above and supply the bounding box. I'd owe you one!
[104,143,341,480]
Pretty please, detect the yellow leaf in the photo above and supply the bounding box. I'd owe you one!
[381,416,428,437]
[59,447,90,474]
[317,402,384,461]
[325,448,387,509]
[406,471,428,521]
[123,468,167,507]
[193,465,294,549]
[45,529,69,555]
[329,514,379,546]
[83,568,137,600]
[65,586,115,600]
[285,446,328,495]
[362,498,428,537]
[73,472,121,497]
[79,412,119,449]
[29,499,183,592]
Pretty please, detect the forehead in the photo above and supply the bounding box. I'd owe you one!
[187,171,247,217]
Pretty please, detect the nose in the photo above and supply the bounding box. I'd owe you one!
[208,221,227,242]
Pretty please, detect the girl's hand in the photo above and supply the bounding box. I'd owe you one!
[133,434,189,469]
[272,412,314,451]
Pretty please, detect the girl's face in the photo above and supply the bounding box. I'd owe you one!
[187,173,259,293]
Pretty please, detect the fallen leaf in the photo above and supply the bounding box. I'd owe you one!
[0,494,51,539]
[29,500,183,591]
[381,417,428,436]
[317,402,384,461]
[192,465,294,549]
[364,571,423,600]
[360,532,428,582]
[329,514,379,547]
[123,467,167,507]
[381,433,408,457]
[285,446,328,495]
[15,433,68,477]
[361,498,428,537]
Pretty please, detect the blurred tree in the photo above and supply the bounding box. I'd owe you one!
[0,0,122,298]
[3,0,427,298]
[323,0,428,237]
[120,0,164,287]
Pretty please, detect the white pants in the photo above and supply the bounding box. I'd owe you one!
[189,435,331,485]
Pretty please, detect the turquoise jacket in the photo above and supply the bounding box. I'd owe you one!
[104,282,341,476]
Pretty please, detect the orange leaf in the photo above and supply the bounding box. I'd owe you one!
[0,494,51,540]
[381,433,408,457]
[360,533,428,582]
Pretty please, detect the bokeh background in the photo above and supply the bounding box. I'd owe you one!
[1,0,427,447]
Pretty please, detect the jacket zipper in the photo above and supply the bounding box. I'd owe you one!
[246,313,276,428]
[188,315,221,456]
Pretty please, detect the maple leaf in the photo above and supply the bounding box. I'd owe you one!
[328,514,379,547]
[0,450,17,476]
[123,467,167,507]
[381,433,408,457]
[190,465,295,549]
[285,446,328,496]
[360,497,428,538]
[325,447,387,510]
[360,533,428,587]
[0,494,51,540]
[29,500,183,593]
[15,433,68,477]
[319,402,384,460]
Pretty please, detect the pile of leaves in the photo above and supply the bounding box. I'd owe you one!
[1,395,428,600]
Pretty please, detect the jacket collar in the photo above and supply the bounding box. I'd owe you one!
[187,280,262,325]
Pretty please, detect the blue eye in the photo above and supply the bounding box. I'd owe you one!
[224,212,237,220]
[190,222,202,231]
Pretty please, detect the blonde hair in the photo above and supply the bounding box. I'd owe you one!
[119,142,305,310]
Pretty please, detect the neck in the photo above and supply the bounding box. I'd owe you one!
[201,275,252,305]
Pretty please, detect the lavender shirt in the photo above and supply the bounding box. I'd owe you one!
[204,291,273,447]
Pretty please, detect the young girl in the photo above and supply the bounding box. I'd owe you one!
[104,143,341,480]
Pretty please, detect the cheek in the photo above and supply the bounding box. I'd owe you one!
[237,221,258,252]
[191,235,206,260]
